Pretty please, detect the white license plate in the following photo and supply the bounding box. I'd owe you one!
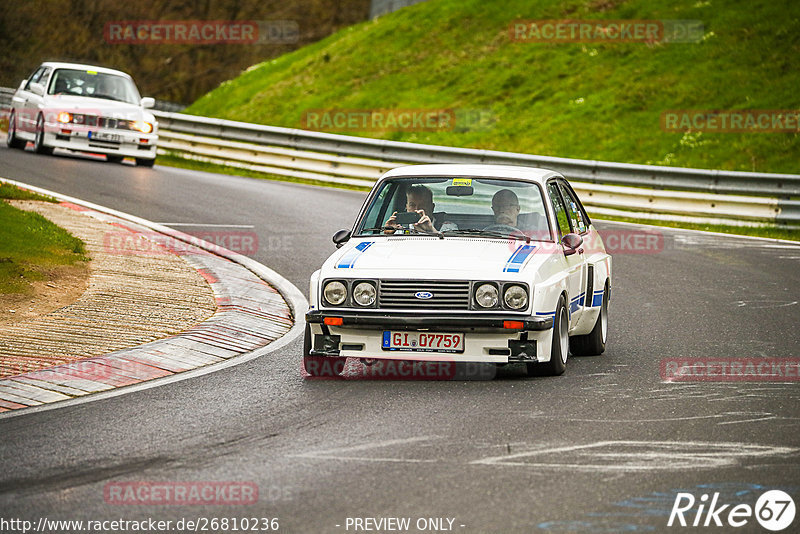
[89,131,120,143]
[382,331,464,353]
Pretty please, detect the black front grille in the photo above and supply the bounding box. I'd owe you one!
[72,115,132,130]
[378,280,470,310]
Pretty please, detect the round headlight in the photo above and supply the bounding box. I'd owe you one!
[323,281,347,306]
[57,112,72,123]
[504,285,528,310]
[475,283,498,308]
[353,282,376,306]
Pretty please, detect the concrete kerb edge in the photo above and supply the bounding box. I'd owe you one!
[0,176,308,420]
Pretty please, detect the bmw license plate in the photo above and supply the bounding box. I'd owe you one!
[382,331,464,353]
[89,131,120,143]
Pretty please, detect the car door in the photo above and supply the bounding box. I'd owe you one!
[15,66,45,134]
[546,180,585,327]
[557,180,592,323]
[21,66,51,134]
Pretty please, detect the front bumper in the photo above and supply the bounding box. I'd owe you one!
[306,309,552,331]
[306,309,553,363]
[44,127,157,159]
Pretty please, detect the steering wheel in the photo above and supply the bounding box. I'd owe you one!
[483,224,521,234]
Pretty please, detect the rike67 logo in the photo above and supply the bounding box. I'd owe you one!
[668,490,795,531]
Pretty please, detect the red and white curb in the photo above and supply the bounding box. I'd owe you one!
[0,178,307,417]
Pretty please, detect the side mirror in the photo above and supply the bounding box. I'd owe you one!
[140,97,155,109]
[561,233,584,256]
[332,229,351,248]
[29,83,45,96]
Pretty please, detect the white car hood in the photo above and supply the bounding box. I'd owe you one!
[326,237,544,276]
[43,95,153,121]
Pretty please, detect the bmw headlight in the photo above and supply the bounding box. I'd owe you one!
[353,281,376,306]
[323,280,347,306]
[503,284,528,310]
[132,121,154,134]
[475,283,499,308]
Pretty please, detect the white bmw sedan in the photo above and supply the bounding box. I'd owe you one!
[6,62,158,166]
[305,164,612,378]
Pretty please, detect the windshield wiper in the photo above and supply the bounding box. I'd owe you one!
[358,227,444,239]
[442,229,530,243]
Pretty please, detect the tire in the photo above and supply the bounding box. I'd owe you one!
[6,112,26,149]
[136,156,156,167]
[302,323,346,378]
[106,155,125,164]
[571,283,609,356]
[527,295,569,377]
[33,115,54,155]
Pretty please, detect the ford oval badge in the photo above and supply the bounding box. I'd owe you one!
[414,291,434,300]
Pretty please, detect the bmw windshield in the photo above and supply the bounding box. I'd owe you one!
[48,69,142,105]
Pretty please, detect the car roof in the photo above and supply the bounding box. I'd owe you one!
[40,62,133,79]
[381,164,561,185]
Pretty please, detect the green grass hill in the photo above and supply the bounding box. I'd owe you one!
[186,0,799,174]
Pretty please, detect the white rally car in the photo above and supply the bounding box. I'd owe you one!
[305,164,611,378]
[6,62,158,166]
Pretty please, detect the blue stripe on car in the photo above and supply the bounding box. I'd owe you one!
[503,244,536,273]
[537,311,556,329]
[569,292,586,313]
[336,241,374,269]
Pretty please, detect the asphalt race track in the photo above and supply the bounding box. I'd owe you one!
[1,146,799,533]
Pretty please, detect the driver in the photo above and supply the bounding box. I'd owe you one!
[384,185,456,233]
[96,76,120,99]
[489,189,521,228]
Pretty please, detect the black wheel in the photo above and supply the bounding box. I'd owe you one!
[106,155,125,164]
[527,295,568,376]
[33,115,54,155]
[302,323,346,378]
[136,156,156,167]
[6,112,26,149]
[571,283,609,356]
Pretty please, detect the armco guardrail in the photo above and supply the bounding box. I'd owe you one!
[151,110,800,227]
[0,87,14,110]
[152,111,800,199]
[1,84,796,227]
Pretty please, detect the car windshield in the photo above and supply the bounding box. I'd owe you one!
[355,176,553,241]
[48,68,141,105]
